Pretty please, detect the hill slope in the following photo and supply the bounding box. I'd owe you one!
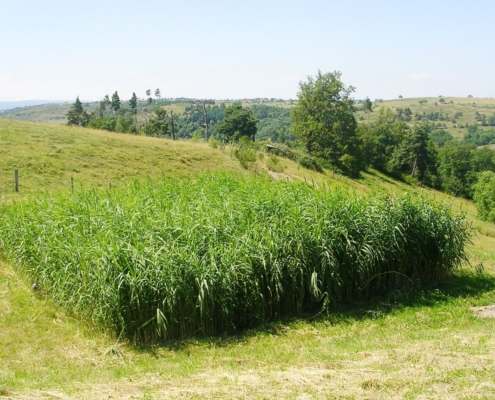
[0,119,246,198]
[1,119,495,399]
[356,96,495,139]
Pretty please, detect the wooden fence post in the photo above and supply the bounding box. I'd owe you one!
[14,169,19,192]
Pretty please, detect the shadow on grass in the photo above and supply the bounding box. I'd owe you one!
[135,270,495,355]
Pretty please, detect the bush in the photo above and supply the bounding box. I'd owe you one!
[0,174,471,343]
[473,171,495,222]
[266,155,286,172]
[87,117,117,131]
[208,137,220,149]
[234,147,257,169]
[297,154,324,172]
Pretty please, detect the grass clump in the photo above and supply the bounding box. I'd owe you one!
[0,174,471,343]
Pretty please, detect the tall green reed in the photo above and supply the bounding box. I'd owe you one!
[0,174,471,342]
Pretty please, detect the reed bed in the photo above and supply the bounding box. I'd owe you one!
[0,174,470,342]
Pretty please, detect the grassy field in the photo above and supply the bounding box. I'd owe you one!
[0,119,247,200]
[1,119,495,399]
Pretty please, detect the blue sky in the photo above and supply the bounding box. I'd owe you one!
[1,0,494,101]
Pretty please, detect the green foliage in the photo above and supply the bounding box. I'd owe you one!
[463,125,495,146]
[291,71,364,177]
[87,117,117,131]
[252,105,294,142]
[473,171,495,222]
[363,97,373,114]
[116,114,136,134]
[215,103,258,141]
[266,155,286,172]
[145,109,169,137]
[208,136,220,148]
[0,174,471,343]
[430,129,453,147]
[111,92,121,115]
[387,122,438,185]
[128,93,138,115]
[66,96,89,127]
[359,108,408,171]
[439,142,495,198]
[234,150,255,169]
[297,154,324,172]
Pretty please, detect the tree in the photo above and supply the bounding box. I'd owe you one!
[111,91,121,116]
[388,122,438,185]
[215,103,258,141]
[290,70,364,176]
[66,96,89,126]
[437,143,495,197]
[129,92,138,115]
[358,107,408,171]
[145,89,153,124]
[145,108,170,137]
[155,88,161,101]
[363,97,373,123]
[473,171,495,222]
[128,92,138,127]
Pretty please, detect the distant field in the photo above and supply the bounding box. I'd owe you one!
[356,96,495,139]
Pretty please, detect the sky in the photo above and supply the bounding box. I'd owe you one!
[1,0,494,102]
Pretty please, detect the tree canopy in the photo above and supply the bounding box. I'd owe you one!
[291,71,364,176]
[66,96,89,126]
[473,171,495,222]
[215,103,258,141]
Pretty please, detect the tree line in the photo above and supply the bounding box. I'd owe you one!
[65,72,495,222]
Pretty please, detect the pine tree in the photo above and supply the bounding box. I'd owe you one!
[66,96,89,126]
[111,91,121,116]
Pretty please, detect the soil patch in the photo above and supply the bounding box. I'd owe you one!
[471,305,495,318]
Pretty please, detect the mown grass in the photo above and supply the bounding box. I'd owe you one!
[0,119,245,201]
[2,254,495,399]
[0,173,471,343]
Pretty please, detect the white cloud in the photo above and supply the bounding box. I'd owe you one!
[409,72,431,80]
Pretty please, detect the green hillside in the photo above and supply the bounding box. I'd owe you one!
[1,119,495,399]
[356,96,495,140]
[3,97,495,142]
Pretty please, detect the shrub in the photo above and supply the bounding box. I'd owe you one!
[208,137,220,149]
[473,171,495,222]
[234,147,257,169]
[297,154,324,172]
[87,117,117,131]
[266,155,286,172]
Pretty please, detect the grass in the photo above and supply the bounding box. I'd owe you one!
[0,174,470,343]
[0,119,246,201]
[1,118,495,398]
[1,255,495,399]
